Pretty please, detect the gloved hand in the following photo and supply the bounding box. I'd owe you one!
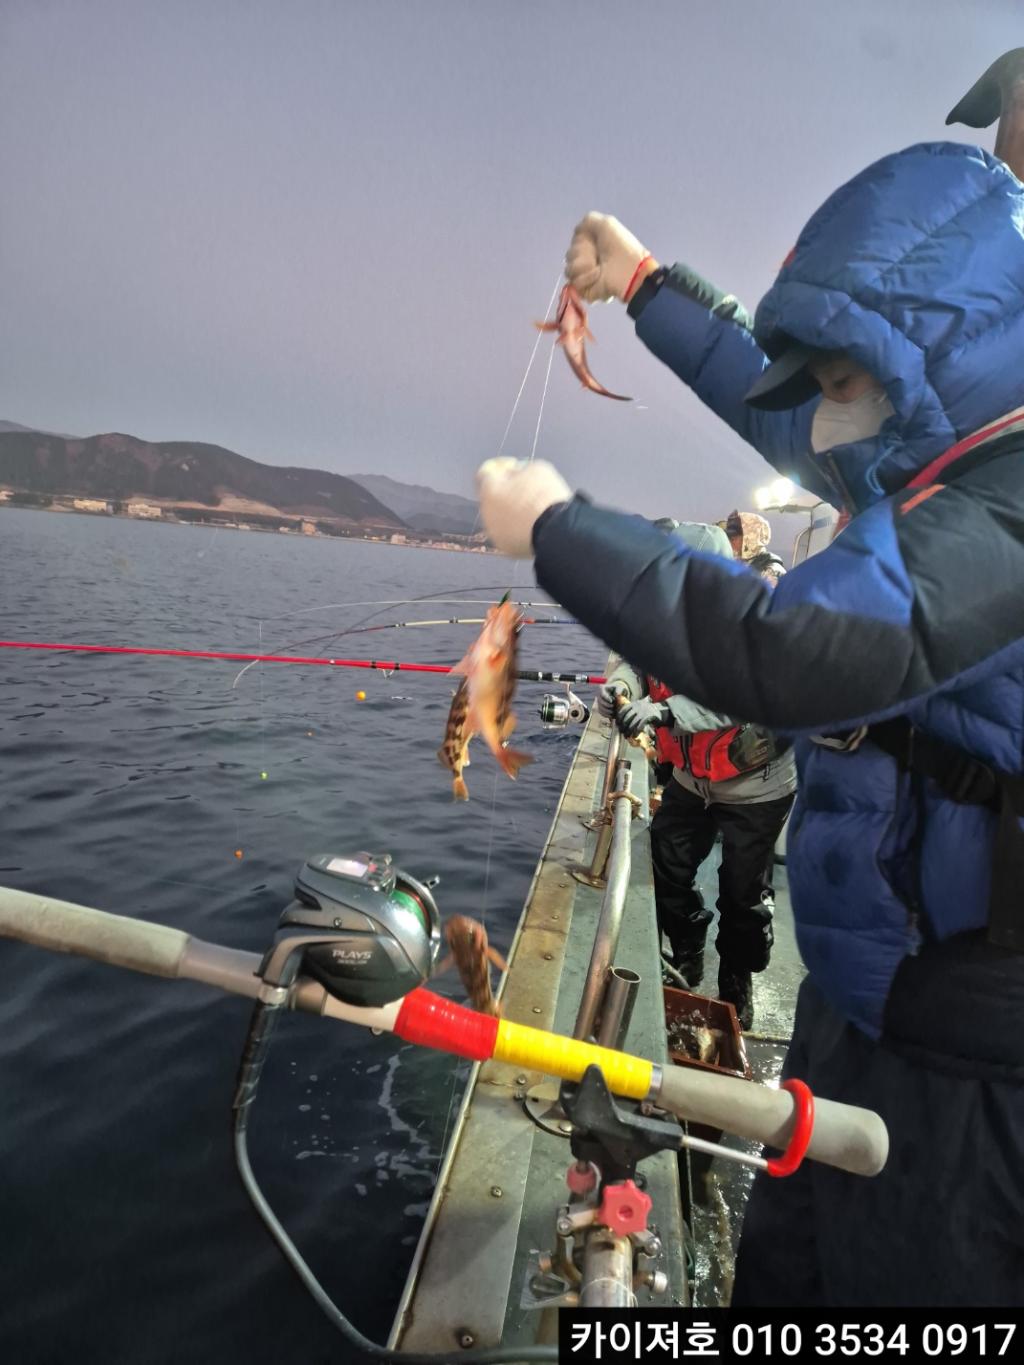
[597,680,630,718]
[616,697,671,738]
[566,212,655,304]
[476,457,572,558]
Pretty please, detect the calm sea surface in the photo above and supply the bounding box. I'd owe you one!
[0,508,601,1363]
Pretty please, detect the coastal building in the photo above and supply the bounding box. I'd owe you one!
[126,502,162,520]
[72,498,110,514]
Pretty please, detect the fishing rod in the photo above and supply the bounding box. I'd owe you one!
[0,860,888,1361]
[334,614,576,633]
[0,639,607,685]
[264,597,567,620]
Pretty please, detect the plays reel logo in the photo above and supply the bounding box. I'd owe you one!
[330,943,374,964]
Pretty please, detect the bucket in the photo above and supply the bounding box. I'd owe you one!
[663,985,751,1147]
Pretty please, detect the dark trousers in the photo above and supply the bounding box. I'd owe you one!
[732,940,1024,1306]
[651,780,793,972]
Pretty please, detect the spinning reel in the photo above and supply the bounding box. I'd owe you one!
[538,685,590,730]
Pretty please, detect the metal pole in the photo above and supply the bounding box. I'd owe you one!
[595,967,640,1051]
[574,764,633,1040]
[575,725,624,885]
[582,724,621,836]
[600,727,621,808]
[579,1230,635,1307]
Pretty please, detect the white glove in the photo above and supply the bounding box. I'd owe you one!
[476,457,572,558]
[566,212,650,304]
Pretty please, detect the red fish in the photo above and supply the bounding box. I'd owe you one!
[535,284,631,402]
[449,601,533,783]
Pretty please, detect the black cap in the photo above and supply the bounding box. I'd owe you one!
[744,340,820,411]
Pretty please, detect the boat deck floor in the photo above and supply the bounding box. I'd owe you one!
[688,852,803,1307]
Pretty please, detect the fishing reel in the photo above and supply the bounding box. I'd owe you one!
[538,686,589,730]
[259,852,443,1007]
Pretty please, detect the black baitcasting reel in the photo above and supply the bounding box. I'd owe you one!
[260,851,443,1006]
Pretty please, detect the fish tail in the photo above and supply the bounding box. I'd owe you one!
[498,746,534,781]
[453,775,469,801]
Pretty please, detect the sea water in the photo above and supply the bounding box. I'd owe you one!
[0,508,598,1362]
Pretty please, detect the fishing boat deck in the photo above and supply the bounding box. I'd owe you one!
[687,854,802,1306]
[390,709,805,1348]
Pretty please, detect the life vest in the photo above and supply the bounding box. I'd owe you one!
[646,677,784,781]
[646,678,685,769]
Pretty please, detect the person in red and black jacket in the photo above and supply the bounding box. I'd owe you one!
[598,520,796,1029]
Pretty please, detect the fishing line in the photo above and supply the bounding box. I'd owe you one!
[495,270,563,458]
[436,270,564,1181]
[527,329,557,464]
[477,270,560,951]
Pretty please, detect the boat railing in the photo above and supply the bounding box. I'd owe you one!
[573,758,642,1042]
[574,722,622,884]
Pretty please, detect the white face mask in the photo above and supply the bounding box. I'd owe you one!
[810,388,896,454]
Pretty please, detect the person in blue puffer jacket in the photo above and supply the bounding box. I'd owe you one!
[476,142,1024,1306]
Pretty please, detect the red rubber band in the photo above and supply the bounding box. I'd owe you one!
[623,254,653,302]
[766,1078,814,1178]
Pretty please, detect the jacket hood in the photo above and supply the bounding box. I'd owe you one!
[671,520,734,558]
[754,142,1024,500]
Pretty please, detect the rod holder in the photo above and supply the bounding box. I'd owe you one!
[595,967,640,1052]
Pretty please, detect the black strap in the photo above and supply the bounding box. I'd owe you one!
[867,718,1024,951]
[868,718,1000,806]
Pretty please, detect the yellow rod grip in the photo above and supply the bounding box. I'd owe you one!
[493,1018,653,1099]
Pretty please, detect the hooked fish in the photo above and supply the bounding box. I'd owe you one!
[448,601,533,787]
[440,914,508,1016]
[437,678,474,801]
[535,283,631,402]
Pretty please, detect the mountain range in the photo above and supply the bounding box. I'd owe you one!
[0,422,478,534]
[349,473,477,535]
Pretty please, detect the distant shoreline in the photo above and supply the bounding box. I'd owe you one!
[0,495,494,554]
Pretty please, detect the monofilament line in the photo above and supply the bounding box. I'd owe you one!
[495,270,563,458]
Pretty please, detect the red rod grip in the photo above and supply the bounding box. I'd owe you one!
[766,1078,814,1178]
[394,988,499,1061]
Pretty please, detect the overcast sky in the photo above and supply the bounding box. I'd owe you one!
[1,0,1019,523]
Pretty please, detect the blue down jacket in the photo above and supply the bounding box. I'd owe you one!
[534,143,1024,1038]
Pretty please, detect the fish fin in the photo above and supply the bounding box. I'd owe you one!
[487,946,509,972]
[498,746,534,780]
[437,746,451,768]
[534,320,560,333]
[453,776,469,801]
[500,714,517,740]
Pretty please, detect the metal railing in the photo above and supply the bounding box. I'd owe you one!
[575,722,622,886]
[573,761,639,1041]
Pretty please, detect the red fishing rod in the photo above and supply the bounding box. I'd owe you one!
[0,639,608,686]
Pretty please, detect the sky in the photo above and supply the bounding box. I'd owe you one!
[1,0,1021,526]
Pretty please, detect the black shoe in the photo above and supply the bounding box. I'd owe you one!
[672,948,705,989]
[718,967,753,1031]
